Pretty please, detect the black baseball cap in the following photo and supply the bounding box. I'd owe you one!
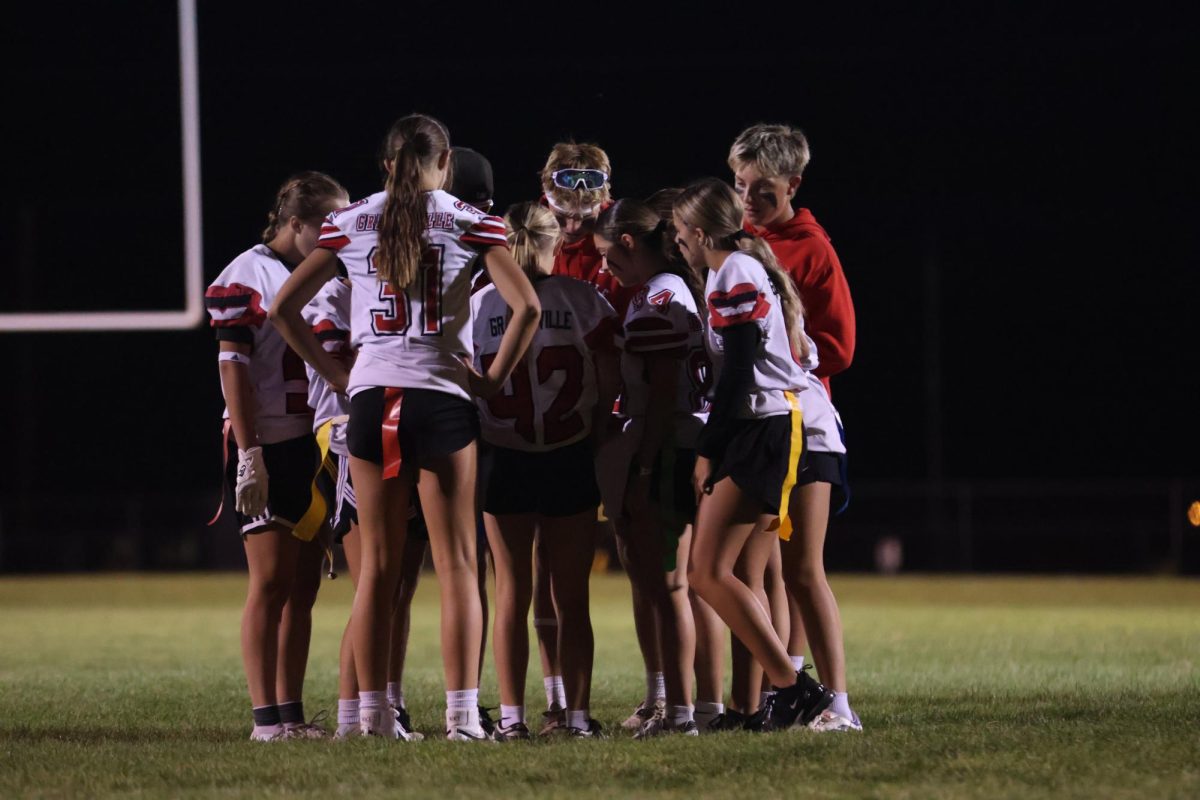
[449,147,494,210]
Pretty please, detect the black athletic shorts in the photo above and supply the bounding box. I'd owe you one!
[795,450,844,488]
[348,387,479,476]
[225,433,320,536]
[706,414,797,516]
[479,439,600,517]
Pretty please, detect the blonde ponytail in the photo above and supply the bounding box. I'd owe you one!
[504,202,560,280]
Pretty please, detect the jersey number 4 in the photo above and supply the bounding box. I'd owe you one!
[367,244,444,336]
[481,345,586,446]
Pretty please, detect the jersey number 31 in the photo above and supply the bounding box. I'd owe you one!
[367,244,444,336]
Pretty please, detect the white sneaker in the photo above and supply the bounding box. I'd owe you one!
[360,707,398,738]
[807,709,863,732]
[621,700,664,731]
[249,725,285,742]
[333,723,361,740]
[634,710,699,739]
[446,708,492,742]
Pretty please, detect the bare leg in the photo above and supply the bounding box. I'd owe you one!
[781,481,847,691]
[275,534,324,707]
[690,585,725,706]
[532,536,560,692]
[664,525,696,709]
[477,522,490,684]
[389,533,427,692]
[337,525,361,702]
[689,477,794,688]
[787,586,808,662]
[241,526,300,708]
[417,443,483,691]
[730,526,776,712]
[347,456,410,692]
[617,531,662,682]
[541,509,597,713]
[483,512,536,709]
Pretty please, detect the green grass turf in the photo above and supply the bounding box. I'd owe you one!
[0,573,1197,799]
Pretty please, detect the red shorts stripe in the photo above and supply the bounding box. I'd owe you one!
[381,388,404,479]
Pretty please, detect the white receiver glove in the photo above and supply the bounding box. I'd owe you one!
[235,446,269,518]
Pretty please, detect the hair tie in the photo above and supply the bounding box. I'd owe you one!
[731,229,753,242]
[652,219,668,235]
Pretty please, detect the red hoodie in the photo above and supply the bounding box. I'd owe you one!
[754,208,855,395]
[553,229,637,318]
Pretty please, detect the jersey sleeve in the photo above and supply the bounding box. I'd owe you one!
[317,212,351,252]
[460,214,509,250]
[624,282,690,355]
[205,263,266,344]
[706,256,771,331]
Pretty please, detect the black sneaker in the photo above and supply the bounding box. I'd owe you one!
[477,705,497,738]
[492,720,532,741]
[742,696,775,733]
[706,708,748,732]
[766,666,835,730]
[565,718,606,739]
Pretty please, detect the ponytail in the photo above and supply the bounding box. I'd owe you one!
[504,202,560,281]
[376,114,450,291]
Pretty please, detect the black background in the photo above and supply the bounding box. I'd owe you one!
[1,3,1196,569]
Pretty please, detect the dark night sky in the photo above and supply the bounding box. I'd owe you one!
[1,3,1197,509]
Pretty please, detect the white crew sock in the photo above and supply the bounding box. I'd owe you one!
[337,698,360,726]
[446,689,481,730]
[646,671,665,705]
[545,676,565,709]
[387,681,404,710]
[500,704,525,727]
[790,655,805,671]
[668,704,694,727]
[694,700,724,729]
[567,709,589,731]
[359,690,393,734]
[830,691,853,720]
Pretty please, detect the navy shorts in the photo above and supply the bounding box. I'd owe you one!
[479,439,600,517]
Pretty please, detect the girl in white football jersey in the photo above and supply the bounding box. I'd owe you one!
[593,198,711,737]
[270,115,540,741]
[672,178,835,731]
[205,171,348,741]
[472,202,619,739]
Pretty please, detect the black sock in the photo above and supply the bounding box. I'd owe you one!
[278,701,305,725]
[252,705,281,727]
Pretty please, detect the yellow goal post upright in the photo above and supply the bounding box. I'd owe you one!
[0,0,202,333]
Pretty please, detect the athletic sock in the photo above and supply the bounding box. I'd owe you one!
[758,691,773,712]
[359,690,390,733]
[790,655,806,671]
[500,704,525,728]
[252,705,281,727]
[567,709,589,731]
[387,682,404,710]
[548,676,566,710]
[446,689,481,730]
[543,676,558,708]
[251,705,282,740]
[694,700,724,729]
[668,704,694,727]
[277,700,304,726]
[830,691,853,720]
[337,698,359,726]
[646,671,665,705]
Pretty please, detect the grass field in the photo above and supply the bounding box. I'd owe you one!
[1,573,1197,799]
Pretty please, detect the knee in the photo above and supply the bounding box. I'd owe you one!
[785,560,827,593]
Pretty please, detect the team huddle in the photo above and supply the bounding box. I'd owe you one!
[205,114,858,742]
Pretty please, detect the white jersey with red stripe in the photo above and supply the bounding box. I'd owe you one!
[301,278,352,457]
[205,244,313,444]
[704,250,806,419]
[471,275,617,452]
[317,188,507,401]
[619,271,711,448]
